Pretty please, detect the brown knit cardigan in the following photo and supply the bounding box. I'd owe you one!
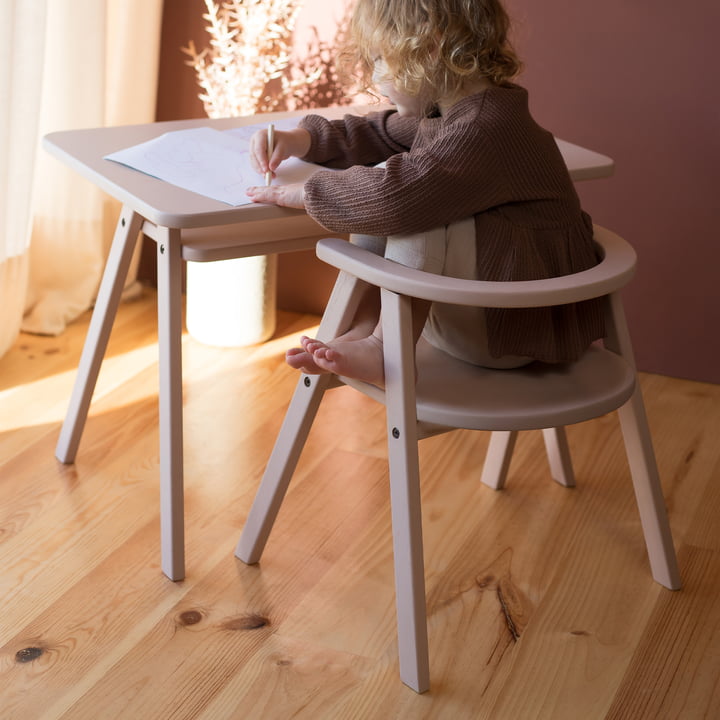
[300,85,605,364]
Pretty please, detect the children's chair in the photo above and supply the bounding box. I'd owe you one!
[235,224,681,693]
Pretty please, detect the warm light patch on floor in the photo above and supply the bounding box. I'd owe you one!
[0,341,160,432]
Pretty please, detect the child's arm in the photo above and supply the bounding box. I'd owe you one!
[245,110,418,211]
[303,118,499,237]
[299,111,419,168]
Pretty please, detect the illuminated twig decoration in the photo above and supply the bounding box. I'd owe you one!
[183,0,355,118]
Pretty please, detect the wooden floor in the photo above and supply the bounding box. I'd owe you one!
[1,289,719,720]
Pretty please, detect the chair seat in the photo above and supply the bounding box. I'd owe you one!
[342,339,636,432]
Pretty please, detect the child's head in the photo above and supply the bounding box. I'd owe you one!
[344,0,521,110]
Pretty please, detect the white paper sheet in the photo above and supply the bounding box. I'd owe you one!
[104,118,325,206]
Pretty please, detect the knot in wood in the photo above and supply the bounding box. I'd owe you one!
[476,574,495,590]
[16,646,45,663]
[222,613,270,631]
[177,610,204,627]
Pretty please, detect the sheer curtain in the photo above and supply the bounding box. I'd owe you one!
[0,0,163,358]
[0,1,45,358]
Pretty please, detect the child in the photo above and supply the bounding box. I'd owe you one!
[246,0,604,386]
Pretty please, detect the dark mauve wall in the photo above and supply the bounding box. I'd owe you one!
[504,0,720,383]
[155,0,720,383]
[155,0,205,122]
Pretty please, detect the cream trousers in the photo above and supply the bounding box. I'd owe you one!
[351,219,531,369]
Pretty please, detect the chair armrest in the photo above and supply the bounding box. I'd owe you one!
[315,226,636,308]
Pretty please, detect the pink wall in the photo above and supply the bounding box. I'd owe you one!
[505,0,720,383]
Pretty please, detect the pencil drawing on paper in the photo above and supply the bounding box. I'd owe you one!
[104,119,322,206]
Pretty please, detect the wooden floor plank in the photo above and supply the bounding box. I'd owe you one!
[605,452,720,720]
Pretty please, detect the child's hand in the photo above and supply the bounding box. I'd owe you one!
[246,182,305,209]
[248,127,312,178]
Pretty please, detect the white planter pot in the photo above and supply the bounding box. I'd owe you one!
[186,255,277,347]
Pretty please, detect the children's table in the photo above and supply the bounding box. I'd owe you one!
[44,108,614,580]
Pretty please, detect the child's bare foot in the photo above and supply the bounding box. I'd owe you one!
[285,329,380,377]
[286,335,340,374]
[306,334,385,386]
[285,346,322,374]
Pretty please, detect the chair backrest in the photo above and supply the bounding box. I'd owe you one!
[315,225,636,310]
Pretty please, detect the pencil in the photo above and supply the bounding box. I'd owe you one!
[265,123,275,186]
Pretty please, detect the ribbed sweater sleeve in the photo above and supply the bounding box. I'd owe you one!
[299,110,419,168]
[301,89,557,237]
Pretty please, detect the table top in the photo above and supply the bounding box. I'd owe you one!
[44,106,614,231]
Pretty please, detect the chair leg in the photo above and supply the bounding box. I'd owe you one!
[236,270,367,565]
[617,389,681,590]
[481,431,518,490]
[542,427,576,487]
[382,288,430,693]
[235,373,332,564]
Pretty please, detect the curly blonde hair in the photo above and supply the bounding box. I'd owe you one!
[341,0,521,106]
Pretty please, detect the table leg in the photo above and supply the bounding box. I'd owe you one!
[55,207,144,464]
[156,227,185,581]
